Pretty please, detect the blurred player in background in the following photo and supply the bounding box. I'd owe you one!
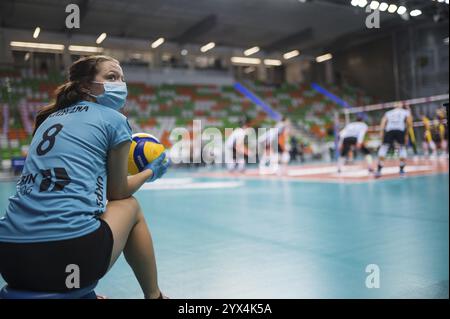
[375,105,413,178]
[337,115,373,173]
[225,117,251,173]
[434,107,448,156]
[404,105,418,157]
[421,107,448,158]
[421,113,437,158]
[258,116,290,175]
[278,117,292,175]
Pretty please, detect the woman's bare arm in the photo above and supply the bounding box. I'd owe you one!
[107,141,153,200]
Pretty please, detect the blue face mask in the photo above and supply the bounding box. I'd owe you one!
[90,81,128,111]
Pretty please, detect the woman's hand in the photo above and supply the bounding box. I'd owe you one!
[145,153,170,183]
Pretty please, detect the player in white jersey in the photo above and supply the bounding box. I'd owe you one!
[375,105,413,178]
[225,117,251,173]
[258,117,290,175]
[337,116,373,173]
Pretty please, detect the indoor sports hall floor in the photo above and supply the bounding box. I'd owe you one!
[0,162,448,299]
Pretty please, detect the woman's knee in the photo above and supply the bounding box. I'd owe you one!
[107,196,142,221]
[124,196,143,220]
[125,196,140,210]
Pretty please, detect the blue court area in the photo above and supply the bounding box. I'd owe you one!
[1,171,448,299]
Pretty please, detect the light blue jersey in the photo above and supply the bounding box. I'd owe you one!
[0,101,132,243]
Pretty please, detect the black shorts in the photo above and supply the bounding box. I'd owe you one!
[383,130,406,146]
[278,142,285,154]
[0,219,113,292]
[432,132,442,144]
[341,137,357,157]
[341,137,370,157]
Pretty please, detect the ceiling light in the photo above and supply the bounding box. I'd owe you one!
[10,41,64,51]
[410,9,422,17]
[316,53,333,63]
[378,2,388,11]
[230,57,262,65]
[369,1,380,10]
[264,59,282,66]
[388,4,398,13]
[244,46,260,56]
[96,33,107,45]
[151,37,165,49]
[68,45,104,53]
[200,42,215,53]
[358,0,368,8]
[283,50,300,60]
[33,27,40,39]
[397,6,407,15]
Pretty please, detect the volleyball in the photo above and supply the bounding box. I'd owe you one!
[128,133,165,175]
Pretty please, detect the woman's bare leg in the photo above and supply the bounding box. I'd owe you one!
[101,196,161,299]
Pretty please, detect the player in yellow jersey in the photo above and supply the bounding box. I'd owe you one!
[421,114,437,158]
[435,108,448,155]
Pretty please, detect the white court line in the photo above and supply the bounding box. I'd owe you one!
[287,165,434,178]
[333,165,433,178]
[150,178,194,185]
[288,166,341,176]
[140,180,243,190]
